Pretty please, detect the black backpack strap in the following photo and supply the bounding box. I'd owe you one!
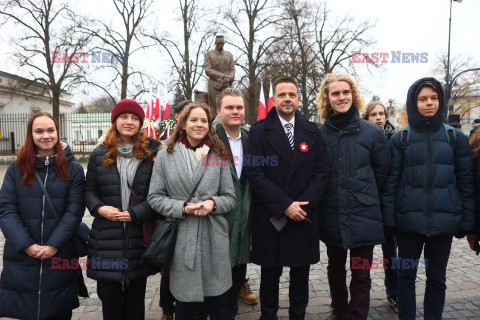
[35,171,61,222]
[400,129,408,155]
[447,129,456,150]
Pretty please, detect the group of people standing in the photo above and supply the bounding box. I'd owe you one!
[0,72,479,320]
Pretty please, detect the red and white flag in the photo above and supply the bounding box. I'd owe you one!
[154,89,161,126]
[146,86,154,119]
[257,80,267,120]
[267,81,274,112]
[163,101,170,120]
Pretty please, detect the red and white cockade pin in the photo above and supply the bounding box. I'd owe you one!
[152,155,157,164]
[299,142,309,152]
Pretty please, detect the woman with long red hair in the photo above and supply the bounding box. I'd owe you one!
[84,99,161,319]
[0,112,86,319]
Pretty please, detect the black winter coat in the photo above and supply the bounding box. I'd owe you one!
[85,138,160,283]
[319,109,391,249]
[246,108,330,267]
[0,145,85,320]
[381,77,475,236]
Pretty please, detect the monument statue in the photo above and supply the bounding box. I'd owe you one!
[204,35,235,110]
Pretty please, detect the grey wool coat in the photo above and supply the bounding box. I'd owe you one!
[147,142,236,302]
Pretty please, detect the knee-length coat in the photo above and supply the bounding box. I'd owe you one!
[246,108,330,267]
[147,142,236,302]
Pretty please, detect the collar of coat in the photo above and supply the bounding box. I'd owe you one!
[324,108,361,133]
[261,107,318,179]
[215,123,248,183]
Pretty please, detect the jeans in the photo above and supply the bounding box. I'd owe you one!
[397,233,453,320]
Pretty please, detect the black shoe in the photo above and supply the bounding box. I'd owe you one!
[325,313,349,320]
[387,294,399,313]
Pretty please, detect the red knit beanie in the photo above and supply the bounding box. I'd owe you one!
[111,99,145,125]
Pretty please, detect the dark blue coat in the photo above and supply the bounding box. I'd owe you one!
[319,109,390,249]
[381,77,475,235]
[246,107,330,267]
[0,145,85,320]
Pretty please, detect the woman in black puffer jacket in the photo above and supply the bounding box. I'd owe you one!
[0,112,85,320]
[85,99,160,320]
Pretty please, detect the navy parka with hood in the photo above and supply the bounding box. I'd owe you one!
[381,77,475,235]
[0,144,85,320]
[318,108,391,249]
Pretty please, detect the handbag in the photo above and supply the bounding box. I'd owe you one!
[127,183,155,247]
[35,172,90,257]
[142,166,206,269]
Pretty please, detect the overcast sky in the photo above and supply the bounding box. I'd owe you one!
[0,0,479,109]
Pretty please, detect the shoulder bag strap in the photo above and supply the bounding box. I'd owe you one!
[35,171,61,222]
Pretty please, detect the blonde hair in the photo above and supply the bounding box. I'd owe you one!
[316,73,366,121]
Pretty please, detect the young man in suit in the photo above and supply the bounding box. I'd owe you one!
[215,88,257,319]
[246,77,330,320]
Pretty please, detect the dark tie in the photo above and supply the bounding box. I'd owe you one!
[285,123,294,150]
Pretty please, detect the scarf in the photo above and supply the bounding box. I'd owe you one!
[329,106,356,130]
[117,144,142,211]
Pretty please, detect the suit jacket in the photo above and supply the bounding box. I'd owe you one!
[216,124,252,267]
[246,107,330,267]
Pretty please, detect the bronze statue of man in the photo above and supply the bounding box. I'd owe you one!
[205,35,235,110]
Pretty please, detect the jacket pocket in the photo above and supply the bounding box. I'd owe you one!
[449,186,462,213]
[353,193,380,206]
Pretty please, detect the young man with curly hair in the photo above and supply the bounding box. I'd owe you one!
[317,73,391,320]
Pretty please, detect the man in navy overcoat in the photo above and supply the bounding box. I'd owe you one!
[246,76,330,320]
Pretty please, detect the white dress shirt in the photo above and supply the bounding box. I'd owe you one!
[226,130,243,178]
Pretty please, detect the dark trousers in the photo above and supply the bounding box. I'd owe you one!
[397,233,453,320]
[175,292,229,320]
[97,278,147,320]
[160,275,176,314]
[382,229,399,297]
[192,264,248,320]
[45,311,72,320]
[260,265,310,320]
[227,263,248,320]
[326,244,374,320]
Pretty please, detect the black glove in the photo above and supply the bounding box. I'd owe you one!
[455,229,468,239]
[384,226,396,238]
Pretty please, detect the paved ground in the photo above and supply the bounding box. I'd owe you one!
[1,164,480,319]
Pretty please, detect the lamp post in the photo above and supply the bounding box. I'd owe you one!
[446,0,463,114]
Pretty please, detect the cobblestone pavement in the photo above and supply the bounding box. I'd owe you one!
[1,164,480,319]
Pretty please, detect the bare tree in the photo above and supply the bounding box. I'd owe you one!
[262,0,377,119]
[313,3,376,77]
[262,0,321,119]
[80,0,154,102]
[432,54,480,117]
[147,0,211,100]
[218,0,283,124]
[0,0,91,119]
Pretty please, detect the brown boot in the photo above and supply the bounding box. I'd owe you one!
[161,310,174,320]
[239,280,258,305]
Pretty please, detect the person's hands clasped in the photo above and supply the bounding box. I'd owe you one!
[284,201,309,221]
[36,245,58,260]
[98,205,122,221]
[116,211,132,222]
[24,244,58,260]
[24,244,43,258]
[184,199,215,216]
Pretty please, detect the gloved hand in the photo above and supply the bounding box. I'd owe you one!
[455,229,468,239]
[384,226,396,238]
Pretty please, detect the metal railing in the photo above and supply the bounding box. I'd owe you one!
[0,113,112,154]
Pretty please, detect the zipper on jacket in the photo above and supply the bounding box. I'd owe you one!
[37,157,49,320]
[426,132,432,236]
